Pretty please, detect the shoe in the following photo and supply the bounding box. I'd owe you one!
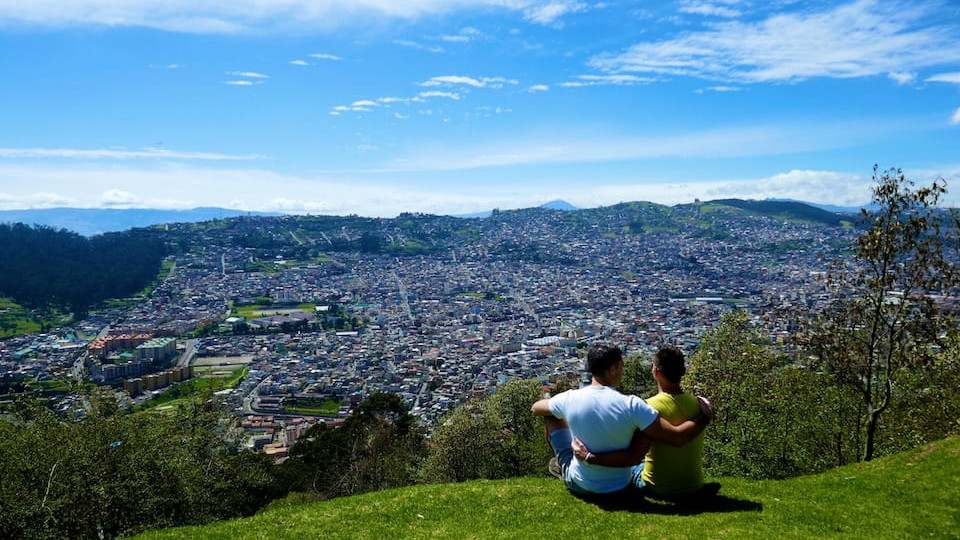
[548,457,562,479]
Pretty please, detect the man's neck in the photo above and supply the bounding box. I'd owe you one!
[658,381,683,395]
[591,377,613,388]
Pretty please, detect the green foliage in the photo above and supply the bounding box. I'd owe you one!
[279,393,425,499]
[619,352,656,397]
[422,380,552,483]
[0,398,279,540]
[0,223,166,315]
[686,312,853,478]
[135,369,248,412]
[138,437,960,540]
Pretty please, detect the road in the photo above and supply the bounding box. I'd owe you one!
[177,338,198,369]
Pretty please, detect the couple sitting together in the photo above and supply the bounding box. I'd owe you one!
[531,344,711,498]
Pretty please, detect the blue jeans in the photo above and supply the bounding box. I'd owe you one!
[548,428,645,495]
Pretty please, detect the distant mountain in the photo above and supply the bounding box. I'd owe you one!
[0,207,278,236]
[540,200,577,212]
[691,199,853,226]
[452,200,578,219]
[765,198,876,214]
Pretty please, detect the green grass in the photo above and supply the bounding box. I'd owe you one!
[285,397,340,416]
[135,368,248,412]
[0,298,41,338]
[137,437,960,539]
[231,304,316,320]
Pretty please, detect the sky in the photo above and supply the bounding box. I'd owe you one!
[1,0,959,216]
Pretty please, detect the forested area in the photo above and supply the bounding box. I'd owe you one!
[0,224,166,315]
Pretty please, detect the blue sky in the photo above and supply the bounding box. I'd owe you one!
[0,0,959,215]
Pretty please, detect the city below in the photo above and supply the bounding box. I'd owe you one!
[0,198,945,460]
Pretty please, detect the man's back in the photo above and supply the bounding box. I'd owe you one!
[549,385,657,493]
[641,391,704,494]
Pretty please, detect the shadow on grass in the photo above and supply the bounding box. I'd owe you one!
[573,483,764,516]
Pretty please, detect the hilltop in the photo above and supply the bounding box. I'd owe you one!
[0,207,277,236]
[137,437,959,539]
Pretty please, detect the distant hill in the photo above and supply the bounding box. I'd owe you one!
[540,199,577,211]
[692,199,852,226]
[766,198,875,214]
[137,437,960,539]
[452,200,578,219]
[0,207,277,236]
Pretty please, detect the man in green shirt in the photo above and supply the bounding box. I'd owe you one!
[572,347,705,496]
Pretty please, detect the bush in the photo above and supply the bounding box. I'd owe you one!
[422,380,552,483]
[0,398,278,539]
[280,393,425,498]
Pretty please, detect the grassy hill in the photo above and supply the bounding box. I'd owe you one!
[137,437,960,539]
[696,199,850,226]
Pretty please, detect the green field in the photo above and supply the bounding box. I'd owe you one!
[231,304,316,320]
[284,397,340,416]
[137,437,960,539]
[136,368,248,413]
[0,298,41,338]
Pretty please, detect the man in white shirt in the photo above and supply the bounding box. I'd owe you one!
[531,344,710,495]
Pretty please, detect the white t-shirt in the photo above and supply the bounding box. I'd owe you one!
[549,384,659,493]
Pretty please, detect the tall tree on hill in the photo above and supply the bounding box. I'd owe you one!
[805,166,955,461]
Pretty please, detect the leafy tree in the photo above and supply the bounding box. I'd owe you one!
[805,166,954,461]
[422,380,551,483]
[281,393,424,498]
[0,397,278,540]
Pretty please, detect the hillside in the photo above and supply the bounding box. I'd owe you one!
[137,437,959,539]
[0,207,277,236]
[694,199,851,226]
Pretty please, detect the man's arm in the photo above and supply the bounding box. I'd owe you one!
[573,429,650,467]
[531,398,554,417]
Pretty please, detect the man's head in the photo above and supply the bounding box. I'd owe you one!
[652,347,685,386]
[587,344,623,385]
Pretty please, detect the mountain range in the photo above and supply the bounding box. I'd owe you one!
[0,198,861,236]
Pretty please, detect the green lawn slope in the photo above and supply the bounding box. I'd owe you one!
[137,437,960,539]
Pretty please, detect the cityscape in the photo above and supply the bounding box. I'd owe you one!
[1,200,859,460]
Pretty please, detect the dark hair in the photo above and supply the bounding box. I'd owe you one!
[654,347,686,384]
[586,344,623,377]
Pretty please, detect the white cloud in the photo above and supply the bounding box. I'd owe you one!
[590,0,960,83]
[678,1,741,18]
[952,107,960,125]
[418,91,461,100]
[227,71,269,79]
[0,1,590,32]
[393,39,445,53]
[523,1,588,25]
[695,85,741,93]
[927,72,960,84]
[309,53,342,61]
[224,80,255,86]
[528,84,550,92]
[560,74,655,87]
[2,162,957,215]
[440,34,470,43]
[101,189,142,207]
[420,75,518,88]
[887,71,916,85]
[369,116,929,172]
[0,146,261,161]
[289,59,309,66]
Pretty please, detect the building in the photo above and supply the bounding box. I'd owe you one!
[135,337,177,364]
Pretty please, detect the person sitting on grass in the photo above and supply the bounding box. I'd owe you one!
[531,344,711,497]
[571,347,707,497]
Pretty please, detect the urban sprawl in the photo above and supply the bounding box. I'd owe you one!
[1,203,857,460]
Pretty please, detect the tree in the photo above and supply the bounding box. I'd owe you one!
[806,166,953,461]
[281,393,424,498]
[422,380,551,483]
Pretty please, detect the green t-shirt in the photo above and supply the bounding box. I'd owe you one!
[641,391,704,495]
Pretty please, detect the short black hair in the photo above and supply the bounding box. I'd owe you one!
[654,347,685,384]
[587,344,623,376]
